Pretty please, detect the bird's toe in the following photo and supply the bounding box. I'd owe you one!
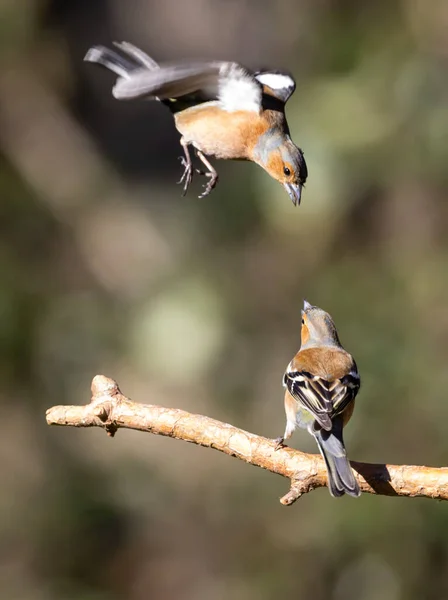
[273,437,287,451]
[198,173,218,198]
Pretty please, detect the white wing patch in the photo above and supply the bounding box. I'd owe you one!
[255,72,296,103]
[218,63,262,113]
[255,72,295,91]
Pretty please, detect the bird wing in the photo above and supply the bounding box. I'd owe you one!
[283,365,360,432]
[113,61,263,113]
[254,71,296,104]
[85,43,263,112]
[112,63,221,101]
[215,63,263,112]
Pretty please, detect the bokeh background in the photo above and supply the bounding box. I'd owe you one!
[1,0,448,598]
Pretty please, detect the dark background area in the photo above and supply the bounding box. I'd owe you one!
[1,1,447,598]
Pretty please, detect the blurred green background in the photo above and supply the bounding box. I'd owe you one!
[1,0,447,598]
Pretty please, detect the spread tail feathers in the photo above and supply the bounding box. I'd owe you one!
[84,42,160,80]
[314,419,360,498]
[84,46,136,79]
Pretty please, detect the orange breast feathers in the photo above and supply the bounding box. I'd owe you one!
[174,104,270,161]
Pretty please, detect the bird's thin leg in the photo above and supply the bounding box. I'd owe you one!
[274,419,295,450]
[195,150,219,198]
[177,138,193,196]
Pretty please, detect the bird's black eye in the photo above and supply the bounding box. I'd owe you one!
[283,167,291,176]
[301,318,305,325]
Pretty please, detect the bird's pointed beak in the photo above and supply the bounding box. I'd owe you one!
[303,299,312,313]
[284,182,302,206]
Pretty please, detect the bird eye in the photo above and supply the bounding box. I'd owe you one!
[301,318,305,325]
[283,167,291,176]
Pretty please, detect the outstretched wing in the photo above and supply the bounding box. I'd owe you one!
[112,60,263,113]
[85,42,263,113]
[111,62,222,101]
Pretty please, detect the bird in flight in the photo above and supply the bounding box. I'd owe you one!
[85,42,307,204]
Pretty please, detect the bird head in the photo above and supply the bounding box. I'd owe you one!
[255,136,307,205]
[300,300,341,348]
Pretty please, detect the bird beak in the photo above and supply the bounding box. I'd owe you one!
[284,182,302,206]
[303,299,312,312]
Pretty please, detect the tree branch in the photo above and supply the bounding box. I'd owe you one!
[45,375,448,504]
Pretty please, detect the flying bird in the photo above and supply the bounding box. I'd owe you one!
[84,41,307,204]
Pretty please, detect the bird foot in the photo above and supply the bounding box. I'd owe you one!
[198,172,219,199]
[177,156,193,196]
[273,437,287,451]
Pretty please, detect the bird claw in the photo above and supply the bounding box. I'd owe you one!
[198,172,218,199]
[177,156,193,196]
[177,155,218,198]
[273,437,286,451]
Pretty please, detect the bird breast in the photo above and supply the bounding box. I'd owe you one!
[174,103,268,160]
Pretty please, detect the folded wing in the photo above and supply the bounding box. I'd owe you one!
[283,367,360,431]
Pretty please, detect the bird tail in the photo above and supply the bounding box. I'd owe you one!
[84,42,160,80]
[314,417,360,498]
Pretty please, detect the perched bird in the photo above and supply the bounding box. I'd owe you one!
[276,300,361,497]
[84,41,307,203]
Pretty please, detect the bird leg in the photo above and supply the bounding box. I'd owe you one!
[177,138,193,196]
[177,143,219,198]
[195,150,219,198]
